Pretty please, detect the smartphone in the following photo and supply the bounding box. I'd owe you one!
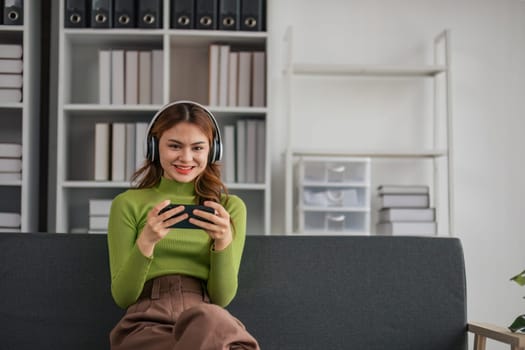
[158,204,215,229]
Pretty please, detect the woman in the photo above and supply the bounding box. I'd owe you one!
[107,101,259,350]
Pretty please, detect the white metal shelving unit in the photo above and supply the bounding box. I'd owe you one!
[0,2,41,232]
[284,28,454,236]
[55,0,271,234]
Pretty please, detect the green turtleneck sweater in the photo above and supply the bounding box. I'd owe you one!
[107,177,247,309]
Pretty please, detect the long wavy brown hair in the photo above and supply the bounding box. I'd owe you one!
[131,102,228,205]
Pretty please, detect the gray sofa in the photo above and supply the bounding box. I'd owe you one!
[0,233,520,349]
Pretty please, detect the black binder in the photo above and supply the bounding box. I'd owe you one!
[90,0,112,28]
[137,0,162,28]
[3,0,24,25]
[218,0,239,31]
[171,0,194,29]
[65,0,88,28]
[240,0,263,31]
[195,0,217,30]
[113,0,136,28]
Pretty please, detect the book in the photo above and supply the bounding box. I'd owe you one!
[151,50,164,104]
[0,88,22,102]
[218,45,230,106]
[376,222,437,236]
[0,74,22,88]
[125,123,136,180]
[222,125,236,183]
[379,194,429,208]
[89,215,109,230]
[0,172,21,181]
[378,208,435,222]
[256,119,266,183]
[0,143,22,158]
[111,50,125,104]
[138,50,152,104]
[0,59,23,73]
[98,50,111,104]
[124,50,139,104]
[111,123,126,181]
[135,122,148,169]
[236,119,246,183]
[251,51,265,107]
[89,199,112,216]
[227,51,238,106]
[94,123,110,181]
[377,184,429,195]
[0,212,21,228]
[237,51,251,107]
[0,158,22,172]
[0,44,22,59]
[208,44,220,106]
[245,119,257,182]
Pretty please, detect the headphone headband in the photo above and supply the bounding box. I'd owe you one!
[145,100,223,163]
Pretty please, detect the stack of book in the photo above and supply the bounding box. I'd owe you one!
[0,143,22,181]
[0,44,23,103]
[376,185,436,236]
[208,45,265,108]
[221,119,265,184]
[0,212,21,232]
[99,49,163,105]
[94,122,149,182]
[88,199,112,234]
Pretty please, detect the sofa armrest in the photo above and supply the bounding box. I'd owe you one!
[468,322,525,350]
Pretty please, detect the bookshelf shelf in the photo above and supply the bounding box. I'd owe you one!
[62,181,131,188]
[54,0,271,235]
[290,148,449,158]
[288,63,446,77]
[284,28,454,236]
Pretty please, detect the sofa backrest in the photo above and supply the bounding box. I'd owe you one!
[229,235,467,350]
[0,233,467,350]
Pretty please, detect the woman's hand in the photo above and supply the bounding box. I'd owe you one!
[190,201,233,251]
[136,200,188,257]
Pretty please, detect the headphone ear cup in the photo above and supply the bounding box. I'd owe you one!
[214,138,223,163]
[209,137,222,164]
[147,136,157,162]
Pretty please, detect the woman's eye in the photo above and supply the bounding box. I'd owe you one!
[169,144,181,149]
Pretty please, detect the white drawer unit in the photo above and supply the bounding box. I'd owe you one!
[295,156,371,234]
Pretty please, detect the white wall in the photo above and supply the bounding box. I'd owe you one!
[268,0,525,347]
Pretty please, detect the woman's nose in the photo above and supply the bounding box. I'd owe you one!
[180,147,193,161]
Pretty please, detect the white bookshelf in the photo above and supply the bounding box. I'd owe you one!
[0,2,41,232]
[55,0,271,235]
[284,28,454,236]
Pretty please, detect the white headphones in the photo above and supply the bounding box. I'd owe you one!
[145,100,223,164]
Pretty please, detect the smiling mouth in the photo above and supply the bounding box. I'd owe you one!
[174,165,194,175]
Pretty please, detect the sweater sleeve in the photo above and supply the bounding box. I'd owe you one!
[107,193,152,309]
[206,195,247,307]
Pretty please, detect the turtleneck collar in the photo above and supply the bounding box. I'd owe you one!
[156,177,196,196]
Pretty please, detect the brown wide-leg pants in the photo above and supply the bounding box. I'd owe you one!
[110,275,260,350]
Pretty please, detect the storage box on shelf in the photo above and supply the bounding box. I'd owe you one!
[284,28,453,236]
[55,0,270,235]
[0,2,40,232]
[294,156,371,235]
